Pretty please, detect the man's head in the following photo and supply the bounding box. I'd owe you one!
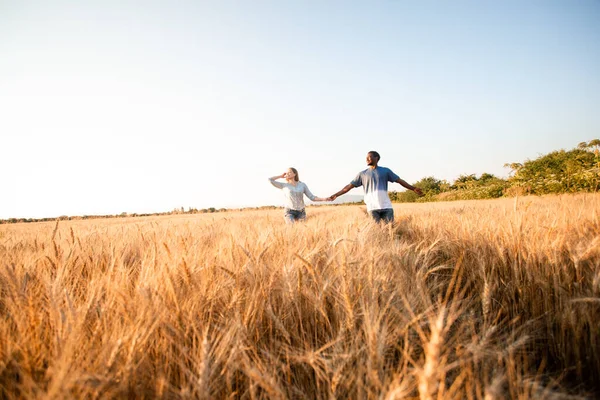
[366,151,380,167]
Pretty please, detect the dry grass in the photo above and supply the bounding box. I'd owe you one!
[1,194,599,399]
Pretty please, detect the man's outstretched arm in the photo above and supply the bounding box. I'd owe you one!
[328,184,356,201]
[395,178,423,196]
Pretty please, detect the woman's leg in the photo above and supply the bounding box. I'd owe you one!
[284,209,295,224]
[298,209,307,221]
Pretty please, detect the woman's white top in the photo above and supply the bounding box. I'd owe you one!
[268,178,316,211]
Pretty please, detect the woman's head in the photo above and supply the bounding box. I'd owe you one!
[286,167,299,182]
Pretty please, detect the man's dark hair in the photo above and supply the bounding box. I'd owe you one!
[368,151,380,160]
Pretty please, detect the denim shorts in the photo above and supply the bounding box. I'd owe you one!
[369,208,394,223]
[284,208,306,223]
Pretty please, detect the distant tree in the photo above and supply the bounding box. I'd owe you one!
[451,174,478,190]
[578,139,600,151]
[579,139,600,170]
[389,190,419,203]
[414,176,445,195]
[479,173,497,182]
[503,162,523,177]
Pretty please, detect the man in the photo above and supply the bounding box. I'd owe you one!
[328,151,423,223]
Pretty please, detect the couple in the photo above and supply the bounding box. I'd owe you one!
[268,151,423,224]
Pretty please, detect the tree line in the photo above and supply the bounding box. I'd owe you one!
[390,139,600,203]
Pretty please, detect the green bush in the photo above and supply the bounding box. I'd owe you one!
[507,148,598,194]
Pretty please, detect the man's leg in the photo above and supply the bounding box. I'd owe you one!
[369,210,383,223]
[380,208,394,223]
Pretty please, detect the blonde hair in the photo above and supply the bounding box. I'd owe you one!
[288,167,299,182]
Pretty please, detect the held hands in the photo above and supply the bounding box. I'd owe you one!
[314,196,336,202]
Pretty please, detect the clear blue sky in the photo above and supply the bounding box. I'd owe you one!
[1,1,599,219]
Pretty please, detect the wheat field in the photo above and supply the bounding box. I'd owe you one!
[1,194,599,399]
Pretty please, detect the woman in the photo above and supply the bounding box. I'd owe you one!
[268,167,328,223]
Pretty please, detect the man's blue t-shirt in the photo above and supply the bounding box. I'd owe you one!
[350,167,400,211]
